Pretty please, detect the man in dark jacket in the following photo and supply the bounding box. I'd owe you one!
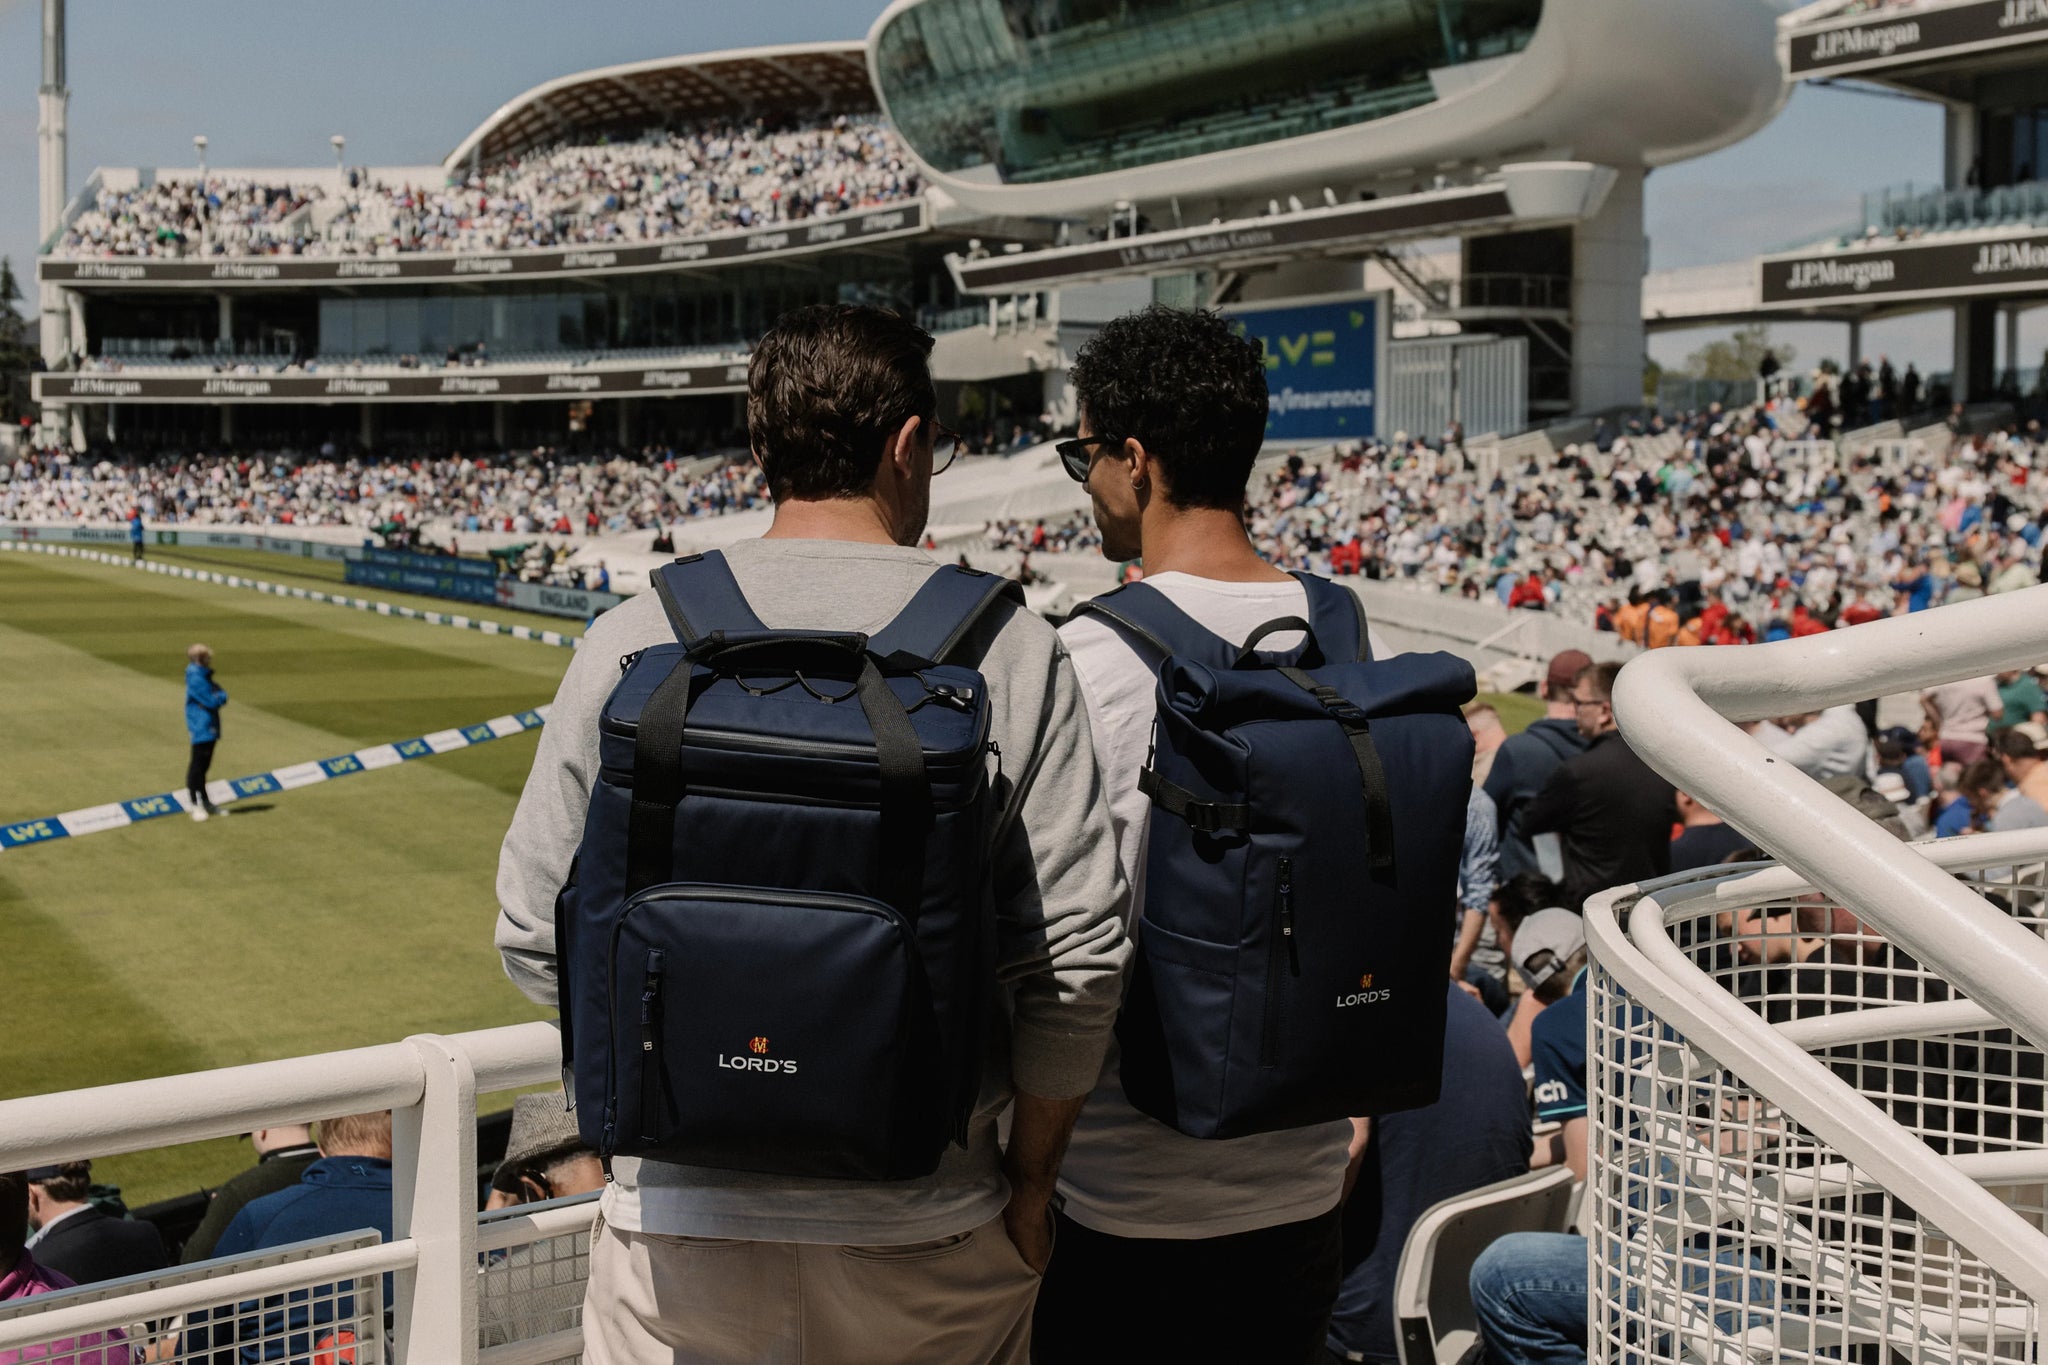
[185,643,228,821]
[177,1112,395,1362]
[181,1125,322,1264]
[24,1162,168,1286]
[1483,650,1592,879]
[1520,661,1679,911]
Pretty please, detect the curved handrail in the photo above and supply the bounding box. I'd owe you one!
[1584,850,2048,1304]
[1609,587,2048,1052]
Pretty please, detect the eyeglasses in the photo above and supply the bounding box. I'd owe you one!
[1571,694,1609,709]
[931,423,960,476]
[1055,434,1118,483]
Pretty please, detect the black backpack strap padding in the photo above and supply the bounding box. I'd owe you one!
[625,660,699,896]
[1294,572,1371,663]
[1139,766,1251,834]
[851,658,933,917]
[652,551,765,647]
[1069,583,1237,671]
[1277,666,1397,871]
[868,566,1027,664]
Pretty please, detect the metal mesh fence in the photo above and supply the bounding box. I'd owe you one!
[1589,861,2048,1364]
[0,1231,388,1364]
[477,1193,596,1363]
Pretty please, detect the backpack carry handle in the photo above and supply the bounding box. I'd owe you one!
[1235,616,1324,669]
[689,631,872,667]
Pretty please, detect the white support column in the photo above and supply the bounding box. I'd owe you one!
[1847,318,1863,370]
[2005,306,2022,389]
[392,1034,478,1365]
[1944,102,1979,190]
[491,402,508,448]
[1570,164,1646,415]
[359,403,377,450]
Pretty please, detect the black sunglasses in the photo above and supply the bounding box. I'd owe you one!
[1056,434,1119,483]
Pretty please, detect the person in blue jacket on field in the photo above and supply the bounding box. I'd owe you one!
[185,643,228,821]
[128,508,145,561]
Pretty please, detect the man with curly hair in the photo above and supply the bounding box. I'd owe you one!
[1044,305,1390,1361]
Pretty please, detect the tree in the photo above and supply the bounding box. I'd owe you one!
[1683,324,1795,383]
[0,257,34,426]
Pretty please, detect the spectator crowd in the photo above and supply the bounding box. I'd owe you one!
[1250,408,2047,642]
[55,115,921,259]
[1,445,767,539]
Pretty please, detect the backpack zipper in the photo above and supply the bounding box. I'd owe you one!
[638,949,666,1143]
[1262,856,1297,1068]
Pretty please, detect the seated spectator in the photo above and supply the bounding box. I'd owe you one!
[1995,669,2048,731]
[181,1127,322,1265]
[24,1162,167,1287]
[1,1169,131,1363]
[1875,727,1932,802]
[1668,790,1753,872]
[1448,789,1507,1016]
[176,1112,394,1363]
[1514,911,1592,1180]
[1754,705,1871,781]
[1997,722,2048,813]
[1487,872,1567,1067]
[1465,703,1507,786]
[478,1094,605,1354]
[1325,985,1532,1364]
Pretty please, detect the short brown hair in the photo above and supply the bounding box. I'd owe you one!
[316,1111,394,1159]
[1575,661,1624,702]
[28,1162,91,1203]
[747,304,936,502]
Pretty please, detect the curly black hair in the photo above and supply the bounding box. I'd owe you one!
[1068,304,1269,511]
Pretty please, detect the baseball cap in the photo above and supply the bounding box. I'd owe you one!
[1544,650,1594,695]
[1513,908,1587,993]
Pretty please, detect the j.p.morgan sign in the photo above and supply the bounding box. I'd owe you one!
[1788,0,2048,78]
[40,202,925,288]
[1759,230,2048,307]
[36,360,753,404]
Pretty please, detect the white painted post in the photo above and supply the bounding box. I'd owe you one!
[393,1034,479,1364]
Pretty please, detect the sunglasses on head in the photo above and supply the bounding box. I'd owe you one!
[1056,434,1119,483]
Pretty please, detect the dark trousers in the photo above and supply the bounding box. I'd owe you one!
[1033,1205,1344,1363]
[187,741,216,802]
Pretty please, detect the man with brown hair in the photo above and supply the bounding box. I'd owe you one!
[23,1161,166,1286]
[497,304,1129,1363]
[1520,661,1679,912]
[2,1170,133,1359]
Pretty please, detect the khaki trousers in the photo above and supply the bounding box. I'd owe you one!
[581,1214,1040,1364]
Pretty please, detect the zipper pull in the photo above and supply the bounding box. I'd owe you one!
[1279,858,1300,976]
[619,648,644,676]
[640,949,665,1052]
[987,741,1006,808]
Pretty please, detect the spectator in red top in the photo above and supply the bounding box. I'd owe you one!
[1789,604,1830,637]
[1838,594,1883,627]
[1509,572,1548,610]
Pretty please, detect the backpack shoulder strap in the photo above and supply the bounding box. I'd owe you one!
[1293,572,1372,663]
[868,565,1027,664]
[1068,582,1237,670]
[650,551,765,647]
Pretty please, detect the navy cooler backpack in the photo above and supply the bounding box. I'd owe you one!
[1073,573,1475,1139]
[557,551,1019,1180]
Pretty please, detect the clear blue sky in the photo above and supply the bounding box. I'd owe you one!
[1,0,2037,372]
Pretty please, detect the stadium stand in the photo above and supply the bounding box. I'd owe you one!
[52,114,920,259]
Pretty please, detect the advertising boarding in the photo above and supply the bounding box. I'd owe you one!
[1224,292,1390,443]
[345,547,501,607]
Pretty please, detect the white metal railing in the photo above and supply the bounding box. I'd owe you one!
[0,1022,573,1364]
[1588,589,2048,1361]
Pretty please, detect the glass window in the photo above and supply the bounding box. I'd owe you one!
[356,297,389,355]
[320,297,354,355]
[876,0,1543,184]
[388,295,422,357]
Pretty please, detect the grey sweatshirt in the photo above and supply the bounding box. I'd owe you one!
[495,537,1131,1245]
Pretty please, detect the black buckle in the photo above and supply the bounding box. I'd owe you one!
[1184,802,1228,834]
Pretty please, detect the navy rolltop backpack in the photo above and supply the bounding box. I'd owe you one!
[1072,573,1475,1139]
[558,551,1019,1180]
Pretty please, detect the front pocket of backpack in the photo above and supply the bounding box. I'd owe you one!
[608,885,942,1180]
[1119,915,1239,1137]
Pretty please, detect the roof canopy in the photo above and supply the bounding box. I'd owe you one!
[445,41,879,170]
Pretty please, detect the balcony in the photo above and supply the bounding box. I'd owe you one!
[1863,178,2048,238]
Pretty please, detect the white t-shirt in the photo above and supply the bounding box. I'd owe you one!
[1056,572,1391,1240]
